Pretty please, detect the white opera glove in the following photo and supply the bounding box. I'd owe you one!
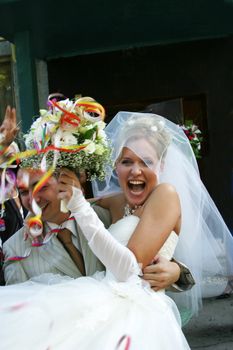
[66,187,141,281]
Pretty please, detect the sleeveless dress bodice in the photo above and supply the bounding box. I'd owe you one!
[109,215,178,260]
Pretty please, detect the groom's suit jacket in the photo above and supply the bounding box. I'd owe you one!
[3,205,111,285]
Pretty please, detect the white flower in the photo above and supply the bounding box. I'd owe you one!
[94,144,104,155]
[39,109,48,117]
[96,121,106,130]
[97,129,107,141]
[83,140,96,154]
[47,111,62,123]
[46,121,57,134]
[31,122,52,149]
[79,124,95,134]
[24,133,33,148]
[61,121,79,132]
[59,131,77,146]
[31,117,43,130]
[58,98,73,111]
[86,124,96,131]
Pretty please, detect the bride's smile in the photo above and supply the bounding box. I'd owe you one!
[116,139,159,208]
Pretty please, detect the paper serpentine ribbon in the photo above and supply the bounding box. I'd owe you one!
[2,97,105,244]
[5,217,75,261]
[115,335,131,350]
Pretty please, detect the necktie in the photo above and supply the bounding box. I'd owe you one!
[57,228,86,276]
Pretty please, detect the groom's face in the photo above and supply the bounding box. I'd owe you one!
[17,169,67,224]
[17,168,31,212]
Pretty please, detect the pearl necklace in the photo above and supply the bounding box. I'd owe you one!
[123,204,142,217]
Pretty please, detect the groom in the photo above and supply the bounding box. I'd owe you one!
[3,167,194,292]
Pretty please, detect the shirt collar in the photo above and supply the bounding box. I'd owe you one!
[47,214,75,233]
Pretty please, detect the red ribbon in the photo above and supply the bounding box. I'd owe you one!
[116,335,131,350]
[5,217,75,260]
[51,100,81,126]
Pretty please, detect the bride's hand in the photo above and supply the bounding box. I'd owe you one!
[142,255,180,291]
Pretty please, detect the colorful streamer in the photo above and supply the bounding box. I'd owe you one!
[1,96,111,254]
[115,335,131,350]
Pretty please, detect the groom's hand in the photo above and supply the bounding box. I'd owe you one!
[57,168,81,202]
[142,255,180,291]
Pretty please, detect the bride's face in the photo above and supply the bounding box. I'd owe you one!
[116,139,159,208]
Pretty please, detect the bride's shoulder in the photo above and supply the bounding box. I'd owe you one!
[152,183,178,197]
[146,183,180,209]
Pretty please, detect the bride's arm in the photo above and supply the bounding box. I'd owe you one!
[57,168,140,281]
[65,187,141,281]
[127,184,181,268]
[58,169,180,281]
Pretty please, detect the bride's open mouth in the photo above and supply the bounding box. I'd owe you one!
[128,180,145,194]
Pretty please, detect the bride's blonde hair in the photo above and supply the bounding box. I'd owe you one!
[115,114,171,163]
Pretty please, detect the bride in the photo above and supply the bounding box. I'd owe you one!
[1,111,232,349]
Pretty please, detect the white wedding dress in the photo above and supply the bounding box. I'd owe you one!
[0,215,190,349]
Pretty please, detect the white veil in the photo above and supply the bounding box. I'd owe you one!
[92,111,233,317]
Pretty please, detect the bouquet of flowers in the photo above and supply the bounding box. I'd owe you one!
[21,96,112,180]
[180,120,203,159]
